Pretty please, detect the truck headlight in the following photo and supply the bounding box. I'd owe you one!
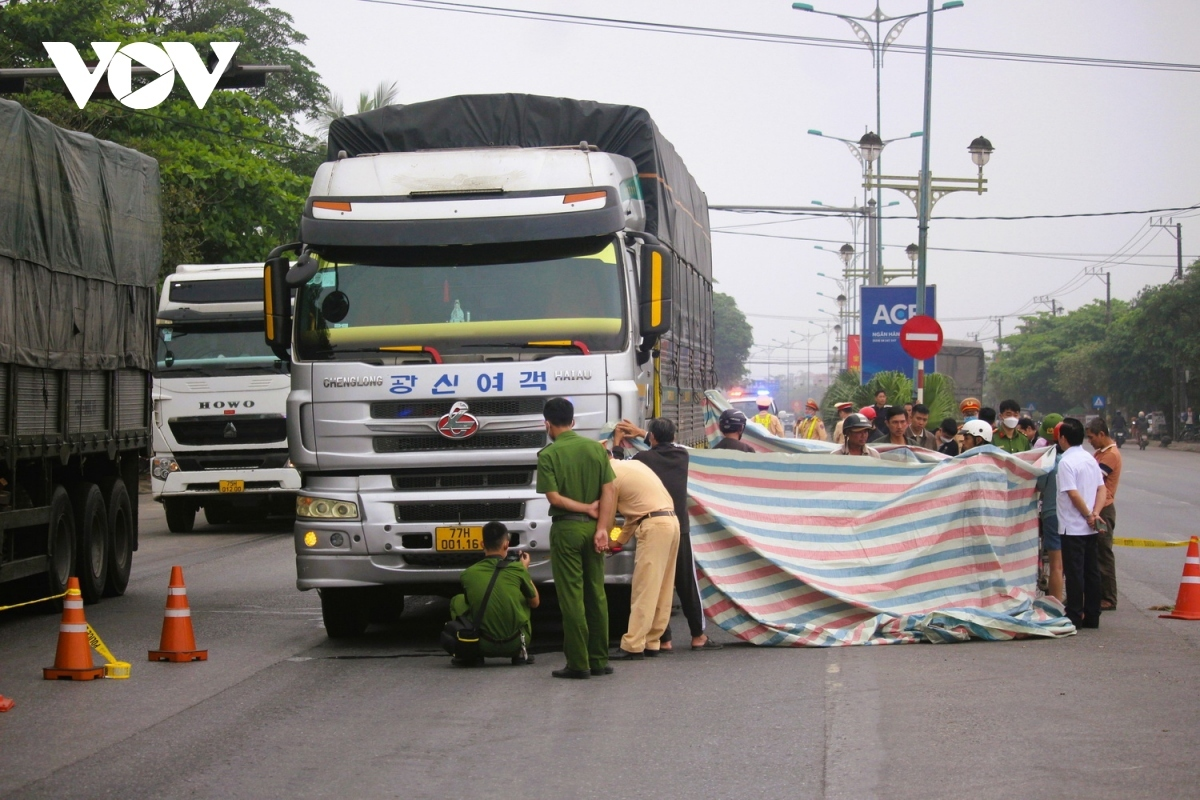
[297,496,359,520]
[151,457,179,481]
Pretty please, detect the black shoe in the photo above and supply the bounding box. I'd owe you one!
[552,668,590,679]
[644,648,660,658]
[512,654,535,666]
[610,649,644,660]
[590,665,615,676]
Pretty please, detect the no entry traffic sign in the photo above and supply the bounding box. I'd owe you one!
[899,315,944,361]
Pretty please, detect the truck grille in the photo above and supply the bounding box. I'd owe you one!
[169,415,287,446]
[392,467,533,491]
[371,397,546,419]
[374,432,545,453]
[175,451,290,471]
[394,502,524,523]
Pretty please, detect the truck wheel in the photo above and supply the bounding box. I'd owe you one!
[164,498,195,533]
[71,483,109,605]
[367,585,406,625]
[319,587,370,638]
[45,485,77,606]
[100,478,134,597]
[204,504,233,526]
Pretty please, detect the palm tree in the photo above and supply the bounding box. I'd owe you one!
[315,80,400,135]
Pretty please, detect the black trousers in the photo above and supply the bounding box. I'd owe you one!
[660,532,705,643]
[1062,533,1102,627]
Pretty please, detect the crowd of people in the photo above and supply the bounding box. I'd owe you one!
[444,393,1124,675]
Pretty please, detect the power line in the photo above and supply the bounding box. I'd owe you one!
[710,202,1200,221]
[353,0,1200,74]
[712,229,1189,267]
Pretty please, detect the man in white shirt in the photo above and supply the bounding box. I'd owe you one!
[1055,417,1108,629]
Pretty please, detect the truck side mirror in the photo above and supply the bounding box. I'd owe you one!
[638,243,674,338]
[264,257,292,350]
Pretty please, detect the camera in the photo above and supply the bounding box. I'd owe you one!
[505,549,525,562]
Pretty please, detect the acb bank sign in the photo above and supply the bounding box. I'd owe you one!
[860,285,937,382]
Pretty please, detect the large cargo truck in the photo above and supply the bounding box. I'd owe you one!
[151,264,300,532]
[0,99,159,604]
[262,94,714,636]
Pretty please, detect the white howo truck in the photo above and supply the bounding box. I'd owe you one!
[262,95,714,636]
[152,263,300,532]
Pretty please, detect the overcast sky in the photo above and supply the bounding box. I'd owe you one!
[277,0,1199,378]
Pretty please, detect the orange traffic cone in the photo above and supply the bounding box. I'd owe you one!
[43,577,105,680]
[0,677,13,711]
[1160,536,1200,621]
[148,566,208,662]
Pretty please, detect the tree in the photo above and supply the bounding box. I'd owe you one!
[0,0,326,277]
[820,369,957,428]
[713,292,753,389]
[315,80,400,135]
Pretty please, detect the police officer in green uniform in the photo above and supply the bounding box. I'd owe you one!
[448,521,540,665]
[537,397,616,679]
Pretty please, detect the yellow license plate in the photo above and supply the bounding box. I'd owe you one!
[218,480,245,493]
[435,526,483,552]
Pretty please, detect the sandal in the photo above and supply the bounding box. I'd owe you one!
[691,638,723,651]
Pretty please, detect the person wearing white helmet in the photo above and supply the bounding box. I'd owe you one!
[960,419,994,453]
[833,413,880,458]
[751,395,785,437]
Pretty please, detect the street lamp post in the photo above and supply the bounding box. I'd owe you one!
[795,0,963,274]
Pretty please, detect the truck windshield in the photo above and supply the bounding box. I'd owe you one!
[155,320,287,376]
[294,239,627,361]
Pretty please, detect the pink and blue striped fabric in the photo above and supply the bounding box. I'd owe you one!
[689,393,1074,645]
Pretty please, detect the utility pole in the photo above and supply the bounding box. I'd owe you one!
[1105,271,1112,325]
[1052,298,1058,316]
[991,316,1003,351]
[1152,217,1184,281]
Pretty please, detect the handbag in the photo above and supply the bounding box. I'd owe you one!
[441,560,506,660]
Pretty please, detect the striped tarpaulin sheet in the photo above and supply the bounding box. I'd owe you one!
[689,392,1073,645]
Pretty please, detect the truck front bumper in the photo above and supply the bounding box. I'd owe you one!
[152,467,302,500]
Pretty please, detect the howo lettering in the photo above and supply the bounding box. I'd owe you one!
[262,95,715,638]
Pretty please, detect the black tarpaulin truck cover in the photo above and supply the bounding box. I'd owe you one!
[325,93,712,282]
[0,98,161,371]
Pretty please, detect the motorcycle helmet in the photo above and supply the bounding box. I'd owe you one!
[718,408,749,434]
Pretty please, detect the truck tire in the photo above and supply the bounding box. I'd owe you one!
[319,587,370,638]
[100,478,134,597]
[71,482,109,604]
[45,485,76,606]
[204,504,233,526]
[367,585,406,625]
[164,498,195,533]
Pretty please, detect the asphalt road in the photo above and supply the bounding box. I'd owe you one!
[1,445,1198,799]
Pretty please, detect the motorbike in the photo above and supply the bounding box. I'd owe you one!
[1139,432,1149,450]
[1114,430,1126,449]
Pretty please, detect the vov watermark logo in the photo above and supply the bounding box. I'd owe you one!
[43,42,240,110]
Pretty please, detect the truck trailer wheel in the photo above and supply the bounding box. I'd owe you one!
[164,498,195,533]
[45,486,77,606]
[100,478,134,597]
[319,587,370,638]
[71,483,110,604]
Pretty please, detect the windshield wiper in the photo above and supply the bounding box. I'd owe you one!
[473,340,591,355]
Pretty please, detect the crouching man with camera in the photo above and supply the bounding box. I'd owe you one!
[445,521,540,666]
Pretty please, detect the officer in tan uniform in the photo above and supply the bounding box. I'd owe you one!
[607,456,681,660]
[752,395,785,437]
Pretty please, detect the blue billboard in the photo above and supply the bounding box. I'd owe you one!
[860,285,937,382]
